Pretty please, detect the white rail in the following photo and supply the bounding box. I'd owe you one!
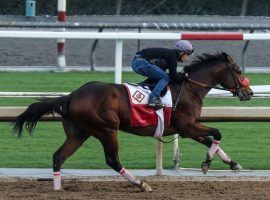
[1,30,270,83]
[0,85,269,98]
[1,105,270,174]
[0,31,269,40]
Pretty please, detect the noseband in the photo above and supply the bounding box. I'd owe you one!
[223,62,246,97]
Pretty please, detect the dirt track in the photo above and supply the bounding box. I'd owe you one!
[0,176,269,200]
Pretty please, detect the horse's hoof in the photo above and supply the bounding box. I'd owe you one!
[201,162,210,174]
[229,160,243,171]
[141,181,152,192]
[230,163,243,171]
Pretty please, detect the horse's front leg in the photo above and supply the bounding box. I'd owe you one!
[217,147,243,170]
[179,121,224,174]
[194,136,243,173]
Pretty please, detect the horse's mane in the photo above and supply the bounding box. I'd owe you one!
[183,52,228,74]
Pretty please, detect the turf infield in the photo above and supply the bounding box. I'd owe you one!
[0,72,269,169]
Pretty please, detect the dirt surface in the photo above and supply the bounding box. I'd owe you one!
[0,176,269,200]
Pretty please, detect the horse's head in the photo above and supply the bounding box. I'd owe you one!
[182,52,253,101]
[219,52,253,101]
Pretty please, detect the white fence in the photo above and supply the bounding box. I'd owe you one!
[208,85,270,98]
[0,85,269,98]
[1,30,270,83]
[1,105,270,175]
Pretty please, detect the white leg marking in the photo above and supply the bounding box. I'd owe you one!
[208,140,220,159]
[53,171,61,190]
[217,147,231,163]
[120,167,141,185]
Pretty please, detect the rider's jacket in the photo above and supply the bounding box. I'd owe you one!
[136,48,181,82]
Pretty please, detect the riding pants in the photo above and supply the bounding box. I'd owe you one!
[132,55,169,100]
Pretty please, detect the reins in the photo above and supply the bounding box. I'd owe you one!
[156,60,243,144]
[156,134,180,143]
[186,77,236,92]
[171,72,237,114]
[172,80,185,111]
[185,59,242,94]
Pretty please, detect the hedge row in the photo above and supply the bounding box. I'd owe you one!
[0,0,269,16]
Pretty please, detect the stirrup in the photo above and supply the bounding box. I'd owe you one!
[148,101,164,109]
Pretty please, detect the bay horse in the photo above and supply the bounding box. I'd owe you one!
[13,52,253,192]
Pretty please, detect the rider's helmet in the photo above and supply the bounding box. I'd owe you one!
[174,40,194,55]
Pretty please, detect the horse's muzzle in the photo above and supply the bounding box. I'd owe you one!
[237,87,253,101]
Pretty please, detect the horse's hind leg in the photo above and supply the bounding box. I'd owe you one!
[53,118,90,190]
[98,129,152,192]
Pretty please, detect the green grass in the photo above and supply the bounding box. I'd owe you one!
[1,122,269,170]
[0,72,269,169]
[0,71,144,106]
[0,71,269,106]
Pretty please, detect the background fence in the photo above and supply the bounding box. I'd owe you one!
[1,30,270,83]
[1,0,270,16]
[1,12,270,72]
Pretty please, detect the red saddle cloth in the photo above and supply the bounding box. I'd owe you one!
[124,83,172,127]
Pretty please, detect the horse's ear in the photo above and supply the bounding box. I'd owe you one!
[222,52,230,62]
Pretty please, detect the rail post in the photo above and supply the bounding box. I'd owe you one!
[57,0,67,70]
[25,0,36,17]
[115,39,123,83]
[173,134,180,170]
[156,140,163,175]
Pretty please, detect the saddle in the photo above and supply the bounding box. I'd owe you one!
[123,83,172,135]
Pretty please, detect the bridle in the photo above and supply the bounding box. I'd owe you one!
[172,59,250,111]
[186,61,245,96]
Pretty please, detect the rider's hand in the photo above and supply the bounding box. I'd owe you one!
[176,72,187,82]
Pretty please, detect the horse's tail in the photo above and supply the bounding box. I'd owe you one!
[12,95,70,137]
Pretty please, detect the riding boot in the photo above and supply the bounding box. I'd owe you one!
[148,96,164,109]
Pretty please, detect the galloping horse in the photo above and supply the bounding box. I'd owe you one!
[13,52,253,192]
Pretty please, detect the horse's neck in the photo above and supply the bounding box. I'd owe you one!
[184,64,226,102]
[170,62,227,113]
[191,62,226,87]
[191,70,218,86]
[170,81,204,113]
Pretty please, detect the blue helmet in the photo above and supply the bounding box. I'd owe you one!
[174,40,193,55]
